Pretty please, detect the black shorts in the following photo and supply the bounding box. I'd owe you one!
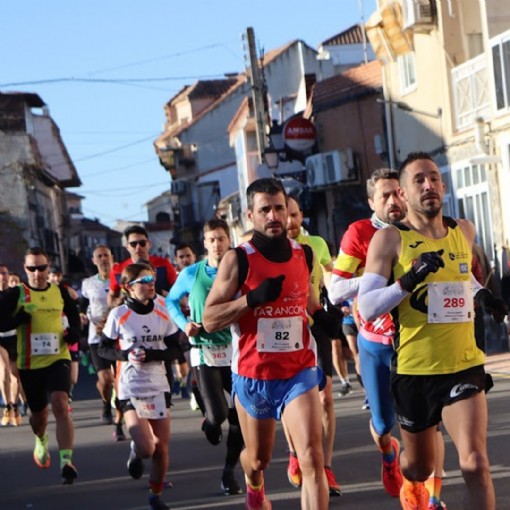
[89,343,116,373]
[312,323,333,378]
[342,322,358,337]
[119,392,172,414]
[0,335,17,362]
[19,359,72,413]
[391,365,487,433]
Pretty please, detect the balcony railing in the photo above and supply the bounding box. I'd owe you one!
[452,54,491,130]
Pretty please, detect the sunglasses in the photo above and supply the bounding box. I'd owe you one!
[128,240,148,248]
[128,275,155,286]
[25,264,49,272]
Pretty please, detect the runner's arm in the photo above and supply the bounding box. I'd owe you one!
[203,249,249,332]
[166,266,196,332]
[328,273,360,304]
[144,332,181,362]
[97,334,129,361]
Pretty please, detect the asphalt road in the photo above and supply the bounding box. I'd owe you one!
[0,366,509,510]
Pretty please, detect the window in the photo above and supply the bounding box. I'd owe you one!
[453,163,493,260]
[398,52,417,95]
[492,36,510,110]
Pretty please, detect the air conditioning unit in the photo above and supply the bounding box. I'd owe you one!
[306,154,326,189]
[402,0,436,32]
[322,149,357,185]
[170,179,187,195]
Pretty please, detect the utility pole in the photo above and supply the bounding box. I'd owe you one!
[246,27,268,163]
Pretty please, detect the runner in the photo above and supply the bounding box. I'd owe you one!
[166,219,244,495]
[203,178,338,510]
[0,263,22,426]
[0,247,80,484]
[108,225,177,307]
[283,195,341,496]
[80,245,126,440]
[99,262,180,510]
[358,152,506,510]
[329,168,407,497]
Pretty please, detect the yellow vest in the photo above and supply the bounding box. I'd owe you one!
[392,218,484,375]
[16,283,70,370]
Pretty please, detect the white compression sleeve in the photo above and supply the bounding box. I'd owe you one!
[328,273,360,304]
[358,272,409,322]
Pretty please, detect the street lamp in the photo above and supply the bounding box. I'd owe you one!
[262,120,286,170]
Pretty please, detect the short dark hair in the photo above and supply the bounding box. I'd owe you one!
[175,243,196,256]
[124,225,148,240]
[246,178,287,210]
[24,247,49,262]
[203,218,230,237]
[366,168,399,199]
[398,151,435,182]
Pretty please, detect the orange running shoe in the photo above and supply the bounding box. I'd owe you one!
[324,466,342,496]
[382,437,404,497]
[400,480,429,510]
[287,453,302,488]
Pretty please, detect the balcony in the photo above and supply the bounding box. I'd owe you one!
[452,54,491,130]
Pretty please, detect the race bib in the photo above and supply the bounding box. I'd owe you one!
[256,317,303,352]
[131,393,167,420]
[202,344,232,367]
[30,333,59,355]
[428,281,473,323]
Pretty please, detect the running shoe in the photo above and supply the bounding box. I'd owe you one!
[101,402,114,425]
[287,454,302,488]
[221,468,243,495]
[382,437,404,497]
[201,419,222,445]
[113,422,126,442]
[171,380,181,395]
[148,494,169,510]
[61,462,78,485]
[246,481,271,510]
[362,397,370,410]
[338,382,353,397]
[189,393,200,411]
[400,480,429,510]
[127,441,145,479]
[1,407,11,426]
[427,500,447,510]
[324,466,342,496]
[180,385,190,400]
[10,406,22,426]
[33,434,51,469]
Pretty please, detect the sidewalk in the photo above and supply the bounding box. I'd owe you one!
[485,351,510,377]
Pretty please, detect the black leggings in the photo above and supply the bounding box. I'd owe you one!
[196,364,243,469]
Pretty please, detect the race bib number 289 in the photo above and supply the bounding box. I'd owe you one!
[428,281,473,323]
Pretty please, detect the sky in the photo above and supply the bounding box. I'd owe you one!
[2,0,377,228]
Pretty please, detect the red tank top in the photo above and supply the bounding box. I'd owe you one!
[231,239,317,380]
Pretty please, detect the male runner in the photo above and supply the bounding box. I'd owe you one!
[203,178,338,510]
[0,263,22,426]
[329,168,406,498]
[108,225,177,306]
[283,195,341,496]
[80,245,126,440]
[0,247,81,484]
[358,152,506,510]
[167,219,243,495]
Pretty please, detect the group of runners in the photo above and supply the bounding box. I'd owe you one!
[0,151,506,510]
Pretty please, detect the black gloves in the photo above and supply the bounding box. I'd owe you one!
[399,250,445,292]
[312,308,341,339]
[246,275,285,308]
[475,288,509,323]
[13,306,31,327]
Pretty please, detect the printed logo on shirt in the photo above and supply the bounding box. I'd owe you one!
[409,241,424,249]
[459,263,469,274]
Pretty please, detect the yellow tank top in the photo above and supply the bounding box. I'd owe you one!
[16,283,70,370]
[392,218,484,375]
